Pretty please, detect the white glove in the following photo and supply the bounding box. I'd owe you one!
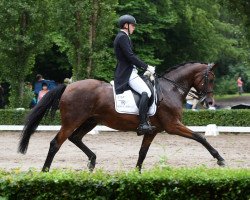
[143,71,151,77]
[144,70,155,81]
[147,65,155,74]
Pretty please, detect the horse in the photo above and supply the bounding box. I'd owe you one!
[18,62,225,172]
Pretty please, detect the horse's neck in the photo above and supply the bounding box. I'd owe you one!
[159,63,208,102]
[158,78,190,102]
[165,72,193,91]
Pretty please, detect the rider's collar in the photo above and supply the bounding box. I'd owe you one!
[120,29,129,36]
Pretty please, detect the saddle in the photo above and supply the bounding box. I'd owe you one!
[111,75,157,116]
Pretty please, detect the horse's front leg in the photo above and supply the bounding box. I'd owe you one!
[192,131,225,166]
[166,121,225,166]
[136,132,157,172]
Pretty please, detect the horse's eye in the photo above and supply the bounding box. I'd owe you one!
[209,79,214,83]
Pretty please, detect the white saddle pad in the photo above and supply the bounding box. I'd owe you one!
[111,81,157,116]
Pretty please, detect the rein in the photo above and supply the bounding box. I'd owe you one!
[158,75,190,94]
[156,64,215,102]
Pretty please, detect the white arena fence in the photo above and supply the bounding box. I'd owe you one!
[1,125,250,136]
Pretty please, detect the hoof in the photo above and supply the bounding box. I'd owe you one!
[135,166,142,173]
[217,160,226,167]
[87,160,96,172]
[41,167,50,172]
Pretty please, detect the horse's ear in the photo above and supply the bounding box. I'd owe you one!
[209,63,217,71]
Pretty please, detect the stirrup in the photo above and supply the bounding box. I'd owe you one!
[137,123,156,136]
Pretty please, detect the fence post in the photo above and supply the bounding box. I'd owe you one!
[205,124,219,136]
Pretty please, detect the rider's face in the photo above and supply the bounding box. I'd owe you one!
[124,23,135,34]
[129,24,135,34]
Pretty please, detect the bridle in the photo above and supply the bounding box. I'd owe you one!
[158,64,215,102]
[191,64,215,102]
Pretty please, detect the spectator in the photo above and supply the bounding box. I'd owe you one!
[0,84,4,109]
[186,87,198,110]
[237,76,243,95]
[34,74,45,96]
[38,82,49,102]
[29,93,38,109]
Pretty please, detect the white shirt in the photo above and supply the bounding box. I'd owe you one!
[120,29,129,36]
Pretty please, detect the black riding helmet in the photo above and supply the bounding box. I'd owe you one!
[118,14,136,28]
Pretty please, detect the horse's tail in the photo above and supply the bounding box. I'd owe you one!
[18,84,67,154]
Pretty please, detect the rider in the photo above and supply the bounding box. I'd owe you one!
[114,14,156,135]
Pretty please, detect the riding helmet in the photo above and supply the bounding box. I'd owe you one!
[118,14,136,28]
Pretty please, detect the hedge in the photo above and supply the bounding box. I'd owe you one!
[182,110,250,126]
[0,109,60,125]
[0,167,249,199]
[1,109,250,126]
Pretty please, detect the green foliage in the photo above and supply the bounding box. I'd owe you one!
[49,0,117,80]
[0,167,249,199]
[168,0,249,67]
[0,0,50,107]
[215,76,238,95]
[5,83,34,109]
[182,110,250,126]
[117,0,250,78]
[0,110,26,125]
[0,110,60,125]
[32,44,73,83]
[117,0,178,67]
[222,0,250,41]
[1,109,250,126]
[0,0,250,108]
[215,64,250,94]
[22,84,35,109]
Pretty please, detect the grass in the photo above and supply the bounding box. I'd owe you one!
[214,93,250,100]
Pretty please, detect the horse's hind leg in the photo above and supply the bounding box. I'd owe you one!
[167,122,225,166]
[68,118,97,171]
[42,128,71,172]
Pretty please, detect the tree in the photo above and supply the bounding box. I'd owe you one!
[117,0,249,72]
[117,0,178,69]
[49,0,117,81]
[0,0,50,107]
[163,0,249,66]
[223,0,250,41]
[164,0,250,92]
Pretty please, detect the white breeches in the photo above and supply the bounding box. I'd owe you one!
[128,68,151,98]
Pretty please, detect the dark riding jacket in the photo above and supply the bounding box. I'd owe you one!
[114,31,148,94]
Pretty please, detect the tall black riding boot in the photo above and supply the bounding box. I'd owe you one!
[137,92,156,136]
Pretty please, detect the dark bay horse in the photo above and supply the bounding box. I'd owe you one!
[19,62,225,171]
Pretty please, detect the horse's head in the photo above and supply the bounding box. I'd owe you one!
[160,62,217,107]
[193,63,217,107]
